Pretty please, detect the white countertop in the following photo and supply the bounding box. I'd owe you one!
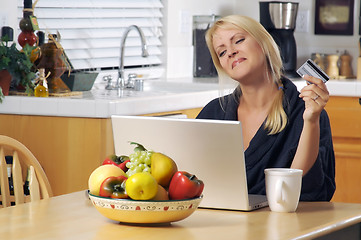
[0,78,360,118]
[293,78,361,97]
[0,78,227,118]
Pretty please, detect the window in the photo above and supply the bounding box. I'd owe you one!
[17,0,163,76]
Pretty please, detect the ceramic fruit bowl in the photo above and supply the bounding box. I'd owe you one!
[88,190,202,224]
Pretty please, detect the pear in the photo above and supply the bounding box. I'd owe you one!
[150,152,178,188]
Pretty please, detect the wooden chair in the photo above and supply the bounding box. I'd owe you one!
[0,135,53,207]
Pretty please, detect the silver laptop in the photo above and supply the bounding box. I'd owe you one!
[111,115,268,211]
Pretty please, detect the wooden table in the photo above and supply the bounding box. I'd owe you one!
[1,191,361,240]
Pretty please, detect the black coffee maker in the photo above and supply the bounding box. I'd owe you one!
[260,1,299,77]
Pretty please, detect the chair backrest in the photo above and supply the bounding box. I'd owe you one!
[0,135,53,207]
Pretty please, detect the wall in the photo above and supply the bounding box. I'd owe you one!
[165,0,361,78]
[2,0,360,79]
[0,1,17,31]
[163,0,237,78]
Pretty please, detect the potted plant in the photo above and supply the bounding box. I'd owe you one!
[0,34,36,103]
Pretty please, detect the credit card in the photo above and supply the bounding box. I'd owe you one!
[296,59,329,83]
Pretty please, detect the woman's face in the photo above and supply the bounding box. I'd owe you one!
[212,27,267,83]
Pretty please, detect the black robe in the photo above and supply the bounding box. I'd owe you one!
[197,78,336,201]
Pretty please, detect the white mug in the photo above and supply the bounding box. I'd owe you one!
[264,168,303,213]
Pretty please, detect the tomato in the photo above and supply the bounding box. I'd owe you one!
[102,154,130,172]
[168,171,204,200]
[99,175,128,199]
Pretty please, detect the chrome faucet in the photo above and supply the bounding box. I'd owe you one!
[116,25,149,93]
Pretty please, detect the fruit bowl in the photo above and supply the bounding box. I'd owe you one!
[88,190,202,224]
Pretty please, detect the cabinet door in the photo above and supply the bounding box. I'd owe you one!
[0,114,114,196]
[326,97,361,203]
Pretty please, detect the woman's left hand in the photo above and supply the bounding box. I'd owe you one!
[299,74,329,122]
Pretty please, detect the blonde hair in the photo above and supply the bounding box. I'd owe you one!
[205,15,287,135]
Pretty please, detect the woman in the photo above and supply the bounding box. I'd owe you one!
[197,15,335,201]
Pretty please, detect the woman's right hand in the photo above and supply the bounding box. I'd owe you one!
[298,74,329,122]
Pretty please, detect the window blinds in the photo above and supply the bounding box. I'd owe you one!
[17,0,163,72]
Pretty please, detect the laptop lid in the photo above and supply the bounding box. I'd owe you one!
[111,115,266,211]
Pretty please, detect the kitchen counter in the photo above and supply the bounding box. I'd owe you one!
[293,78,361,97]
[1,77,360,118]
[0,78,226,118]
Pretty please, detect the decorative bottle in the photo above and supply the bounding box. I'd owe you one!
[18,0,37,48]
[34,68,49,97]
[30,31,45,64]
[36,34,70,93]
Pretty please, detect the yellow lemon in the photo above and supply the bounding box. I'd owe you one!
[125,172,158,200]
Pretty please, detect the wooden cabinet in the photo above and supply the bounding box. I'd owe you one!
[0,108,202,196]
[325,97,361,203]
[0,114,114,196]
